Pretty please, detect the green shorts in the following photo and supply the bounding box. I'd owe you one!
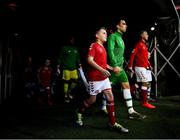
[109,69,129,85]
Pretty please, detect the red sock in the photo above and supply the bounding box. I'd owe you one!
[141,89,148,104]
[106,101,116,125]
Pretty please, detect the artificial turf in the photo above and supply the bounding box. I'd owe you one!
[0,91,180,139]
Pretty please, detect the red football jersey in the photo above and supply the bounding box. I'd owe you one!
[87,42,107,81]
[128,40,150,68]
[38,67,52,87]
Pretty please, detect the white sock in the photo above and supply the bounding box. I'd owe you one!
[147,87,151,99]
[123,89,135,114]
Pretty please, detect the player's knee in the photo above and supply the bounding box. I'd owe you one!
[86,96,96,105]
[122,82,130,89]
[106,94,114,102]
[142,82,149,87]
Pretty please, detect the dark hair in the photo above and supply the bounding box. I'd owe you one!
[95,26,107,34]
[89,26,107,42]
[139,30,146,35]
[138,30,147,39]
[110,17,126,31]
[115,18,126,25]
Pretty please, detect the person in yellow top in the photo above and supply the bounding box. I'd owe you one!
[57,35,81,103]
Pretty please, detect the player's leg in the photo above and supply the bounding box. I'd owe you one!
[62,70,71,103]
[135,67,155,109]
[68,69,79,99]
[75,94,96,126]
[103,88,128,133]
[120,70,146,120]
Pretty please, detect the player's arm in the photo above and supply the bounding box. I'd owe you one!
[107,35,122,73]
[56,47,64,75]
[87,56,110,77]
[107,35,117,67]
[76,48,82,68]
[128,46,138,70]
[107,64,113,71]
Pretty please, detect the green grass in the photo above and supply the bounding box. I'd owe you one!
[0,94,180,139]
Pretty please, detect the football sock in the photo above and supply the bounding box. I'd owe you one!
[123,89,135,114]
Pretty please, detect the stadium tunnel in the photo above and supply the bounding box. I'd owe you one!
[0,0,180,104]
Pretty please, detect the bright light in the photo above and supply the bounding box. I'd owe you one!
[151,27,155,31]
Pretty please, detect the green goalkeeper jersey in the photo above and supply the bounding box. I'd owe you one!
[107,31,125,67]
[57,45,80,70]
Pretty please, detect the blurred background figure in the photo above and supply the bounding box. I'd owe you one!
[37,58,53,107]
[57,34,81,103]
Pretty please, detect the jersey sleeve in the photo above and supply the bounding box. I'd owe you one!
[88,43,96,58]
[128,45,138,68]
[107,34,117,67]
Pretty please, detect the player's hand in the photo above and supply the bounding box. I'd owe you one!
[101,69,111,77]
[78,64,82,68]
[128,67,134,73]
[150,66,153,70]
[128,67,134,78]
[147,66,153,71]
[113,66,122,74]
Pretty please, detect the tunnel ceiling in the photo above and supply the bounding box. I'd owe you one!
[21,0,176,28]
[0,0,178,46]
